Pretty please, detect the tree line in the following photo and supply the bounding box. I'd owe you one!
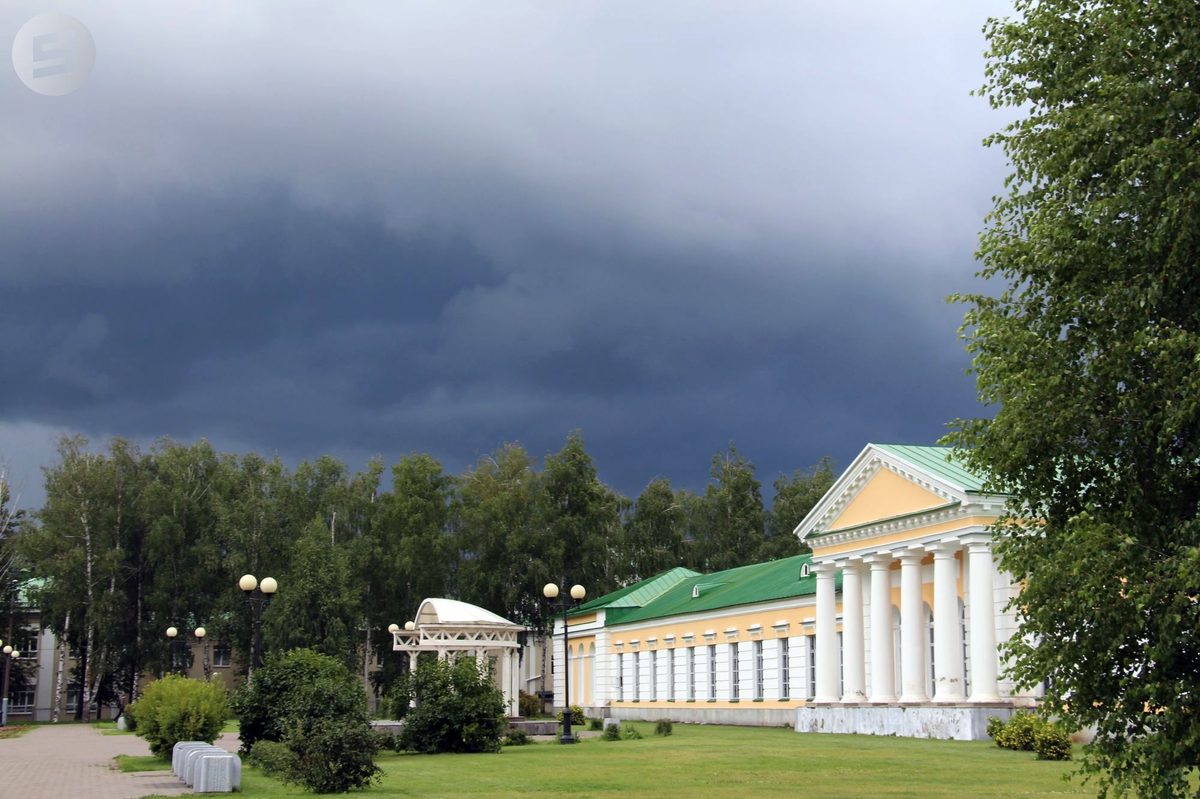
[0,431,832,716]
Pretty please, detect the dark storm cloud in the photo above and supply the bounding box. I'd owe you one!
[0,0,1012,505]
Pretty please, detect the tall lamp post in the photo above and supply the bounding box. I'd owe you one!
[166,625,212,679]
[165,626,184,675]
[543,581,586,744]
[1,643,20,726]
[239,574,277,680]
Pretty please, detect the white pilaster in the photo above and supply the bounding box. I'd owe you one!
[931,542,966,701]
[866,554,896,702]
[840,560,866,702]
[967,539,1001,701]
[814,561,840,702]
[898,549,928,703]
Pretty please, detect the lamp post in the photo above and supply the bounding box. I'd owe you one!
[543,581,586,744]
[1,644,19,726]
[165,626,184,675]
[239,574,278,680]
[195,627,210,679]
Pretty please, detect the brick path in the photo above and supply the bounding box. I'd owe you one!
[0,725,240,799]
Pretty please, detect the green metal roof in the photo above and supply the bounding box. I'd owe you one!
[873,444,987,494]
[613,554,831,625]
[571,567,700,616]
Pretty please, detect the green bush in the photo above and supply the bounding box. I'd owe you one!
[372,729,398,752]
[382,674,411,721]
[127,674,228,758]
[985,715,1006,741]
[1033,723,1072,761]
[654,719,673,736]
[620,724,643,740]
[502,728,531,746]
[284,718,382,793]
[231,648,369,755]
[993,711,1038,750]
[398,656,506,754]
[990,711,1072,761]
[518,690,542,718]
[601,722,621,741]
[556,704,587,727]
[588,717,603,731]
[248,739,295,778]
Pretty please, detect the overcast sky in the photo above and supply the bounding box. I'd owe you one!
[0,1,1013,509]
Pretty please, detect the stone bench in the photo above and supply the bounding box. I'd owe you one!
[172,741,241,793]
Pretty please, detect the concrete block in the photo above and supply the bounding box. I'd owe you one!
[184,745,224,786]
[194,752,241,793]
[172,742,212,777]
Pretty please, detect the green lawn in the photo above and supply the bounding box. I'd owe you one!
[134,723,1093,799]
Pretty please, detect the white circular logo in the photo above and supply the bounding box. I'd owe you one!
[11,13,95,96]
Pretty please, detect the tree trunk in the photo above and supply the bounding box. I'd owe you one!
[51,612,69,723]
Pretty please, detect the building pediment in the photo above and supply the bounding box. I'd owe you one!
[794,444,1003,544]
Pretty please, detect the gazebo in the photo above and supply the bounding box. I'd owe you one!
[392,598,525,716]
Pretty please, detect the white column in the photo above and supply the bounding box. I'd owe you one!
[866,554,896,702]
[898,549,928,703]
[967,540,1001,702]
[931,542,966,701]
[840,561,866,702]
[814,561,840,702]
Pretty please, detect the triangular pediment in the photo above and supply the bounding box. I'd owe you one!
[794,444,990,542]
[828,467,948,530]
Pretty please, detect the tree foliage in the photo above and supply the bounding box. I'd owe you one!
[950,2,1200,796]
[397,655,506,754]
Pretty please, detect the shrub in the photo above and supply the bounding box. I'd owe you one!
[620,724,643,740]
[518,690,542,718]
[1033,723,1072,761]
[127,674,228,758]
[248,739,295,778]
[372,729,398,752]
[231,648,369,755]
[588,717,603,731]
[993,711,1039,751]
[985,715,1006,741]
[601,722,621,741]
[556,704,587,727]
[398,656,506,754]
[284,718,382,793]
[990,711,1072,761]
[502,728,531,746]
[654,719,673,736]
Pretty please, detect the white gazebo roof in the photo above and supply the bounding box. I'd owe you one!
[414,598,522,628]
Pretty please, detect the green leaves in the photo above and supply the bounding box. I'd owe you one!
[952,1,1200,795]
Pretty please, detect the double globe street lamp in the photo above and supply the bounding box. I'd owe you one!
[239,574,278,678]
[1,642,20,726]
[543,581,586,744]
[166,625,211,679]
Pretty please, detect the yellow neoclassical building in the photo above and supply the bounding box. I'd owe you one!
[548,444,1035,739]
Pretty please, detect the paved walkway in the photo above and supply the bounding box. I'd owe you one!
[0,724,240,799]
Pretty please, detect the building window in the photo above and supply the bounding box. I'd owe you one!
[616,653,624,701]
[650,651,658,701]
[925,603,935,698]
[730,642,740,700]
[213,643,231,668]
[780,639,791,700]
[10,688,34,713]
[16,628,39,658]
[960,599,970,695]
[708,645,717,699]
[633,652,641,700]
[806,634,816,700]
[838,631,844,695]
[66,687,80,712]
[687,647,696,700]
[667,649,675,701]
[753,640,764,700]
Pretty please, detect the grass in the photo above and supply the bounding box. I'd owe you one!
[115,753,171,772]
[141,723,1094,799]
[97,720,135,735]
[0,725,33,739]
